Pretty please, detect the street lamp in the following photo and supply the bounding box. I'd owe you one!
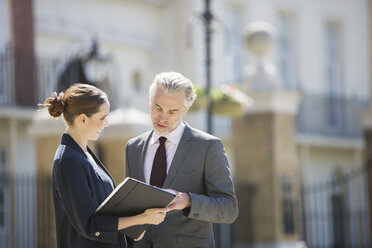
[200,2,231,247]
[201,0,214,134]
[84,39,111,84]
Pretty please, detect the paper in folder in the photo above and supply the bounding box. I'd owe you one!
[95,177,176,239]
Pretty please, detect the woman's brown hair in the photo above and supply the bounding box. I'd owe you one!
[39,83,107,125]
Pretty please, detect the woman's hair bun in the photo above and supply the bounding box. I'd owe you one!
[43,92,65,118]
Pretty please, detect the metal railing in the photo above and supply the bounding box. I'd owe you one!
[0,46,120,109]
[302,165,372,248]
[0,172,55,248]
[297,93,369,138]
[0,47,63,107]
[1,167,371,248]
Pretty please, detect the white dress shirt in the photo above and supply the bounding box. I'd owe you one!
[143,121,185,184]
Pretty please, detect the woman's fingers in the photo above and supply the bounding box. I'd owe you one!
[143,208,167,225]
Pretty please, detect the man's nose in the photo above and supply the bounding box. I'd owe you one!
[158,113,168,122]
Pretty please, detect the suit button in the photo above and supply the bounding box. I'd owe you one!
[193,214,199,218]
[95,232,100,237]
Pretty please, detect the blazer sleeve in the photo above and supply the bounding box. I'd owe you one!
[55,157,119,243]
[187,139,239,224]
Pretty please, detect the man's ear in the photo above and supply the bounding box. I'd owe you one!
[182,109,188,118]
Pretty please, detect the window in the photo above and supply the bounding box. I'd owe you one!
[277,13,296,89]
[132,70,142,92]
[225,6,243,84]
[0,0,7,48]
[0,148,8,231]
[332,194,346,247]
[324,22,343,129]
[325,22,342,96]
[282,175,295,234]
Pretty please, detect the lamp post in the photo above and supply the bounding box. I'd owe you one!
[202,0,214,134]
[200,2,229,247]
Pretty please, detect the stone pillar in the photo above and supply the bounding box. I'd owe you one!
[361,110,372,239]
[11,0,36,105]
[232,22,302,248]
[98,139,129,184]
[30,110,64,248]
[233,91,301,247]
[359,0,372,239]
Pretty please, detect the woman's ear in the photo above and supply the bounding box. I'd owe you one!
[78,113,86,124]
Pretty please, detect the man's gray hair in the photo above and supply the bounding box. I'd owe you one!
[149,72,197,109]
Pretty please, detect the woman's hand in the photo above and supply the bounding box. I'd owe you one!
[117,208,168,230]
[140,208,168,225]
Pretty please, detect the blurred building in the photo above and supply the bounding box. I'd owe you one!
[0,0,370,247]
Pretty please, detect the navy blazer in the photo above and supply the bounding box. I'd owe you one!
[52,133,127,248]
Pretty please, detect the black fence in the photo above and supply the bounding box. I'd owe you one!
[0,46,75,108]
[1,166,371,248]
[302,165,372,248]
[297,93,369,138]
[0,172,234,248]
[0,173,54,248]
[0,45,120,110]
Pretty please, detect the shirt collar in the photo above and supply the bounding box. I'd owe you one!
[150,121,185,146]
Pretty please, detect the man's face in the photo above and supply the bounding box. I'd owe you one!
[150,87,187,135]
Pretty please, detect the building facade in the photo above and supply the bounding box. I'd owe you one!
[0,0,370,247]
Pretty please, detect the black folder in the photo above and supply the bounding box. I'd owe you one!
[95,177,176,239]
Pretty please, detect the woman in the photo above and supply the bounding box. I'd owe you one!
[40,83,167,248]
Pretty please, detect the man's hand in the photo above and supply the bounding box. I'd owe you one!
[166,189,191,211]
[134,231,146,241]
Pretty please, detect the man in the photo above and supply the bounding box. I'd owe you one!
[125,72,238,247]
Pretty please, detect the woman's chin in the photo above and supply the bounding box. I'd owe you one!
[89,133,100,141]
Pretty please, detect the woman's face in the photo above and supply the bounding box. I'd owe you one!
[84,101,110,140]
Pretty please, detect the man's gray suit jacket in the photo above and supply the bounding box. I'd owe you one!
[125,122,239,248]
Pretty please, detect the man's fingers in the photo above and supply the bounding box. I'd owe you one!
[134,231,146,241]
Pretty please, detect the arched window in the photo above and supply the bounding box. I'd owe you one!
[132,70,142,92]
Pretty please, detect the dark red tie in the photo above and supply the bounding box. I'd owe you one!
[150,136,167,188]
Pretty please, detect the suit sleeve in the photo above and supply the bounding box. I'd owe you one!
[187,139,239,224]
[55,157,119,243]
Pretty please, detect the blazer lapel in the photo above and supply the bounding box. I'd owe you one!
[61,133,117,187]
[163,123,192,188]
[136,131,153,182]
[87,146,116,186]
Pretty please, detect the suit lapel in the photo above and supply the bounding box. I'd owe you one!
[136,131,153,182]
[163,123,192,188]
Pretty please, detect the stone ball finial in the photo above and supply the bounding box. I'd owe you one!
[243,22,283,92]
[244,22,276,60]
